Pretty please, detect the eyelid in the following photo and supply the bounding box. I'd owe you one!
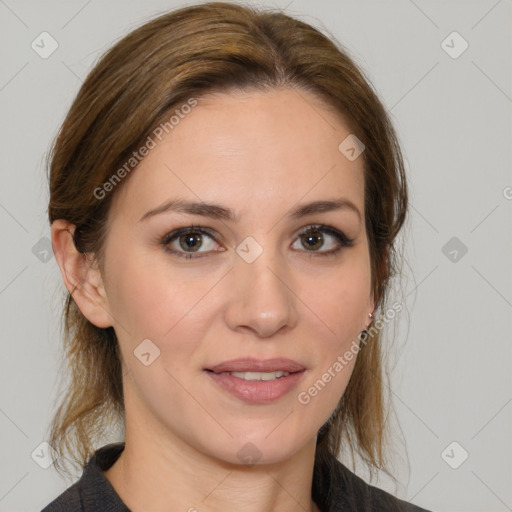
[161,225,217,243]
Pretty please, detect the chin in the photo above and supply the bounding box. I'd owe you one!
[207,430,313,468]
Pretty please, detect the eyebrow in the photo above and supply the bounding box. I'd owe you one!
[139,198,362,223]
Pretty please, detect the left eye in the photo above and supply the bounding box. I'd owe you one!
[291,225,349,254]
[161,224,353,260]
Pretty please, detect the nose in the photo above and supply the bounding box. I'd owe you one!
[223,244,298,339]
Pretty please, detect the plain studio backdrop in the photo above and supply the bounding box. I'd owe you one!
[0,1,510,511]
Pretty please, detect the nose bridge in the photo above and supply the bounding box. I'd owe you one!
[224,235,298,337]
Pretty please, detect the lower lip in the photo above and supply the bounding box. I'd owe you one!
[205,370,306,404]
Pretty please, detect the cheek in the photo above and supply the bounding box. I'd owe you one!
[303,262,371,343]
[104,252,207,341]
[108,260,208,404]
[104,255,225,393]
[290,259,371,414]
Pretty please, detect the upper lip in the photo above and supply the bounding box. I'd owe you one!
[206,358,306,373]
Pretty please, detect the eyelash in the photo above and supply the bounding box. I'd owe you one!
[160,224,355,260]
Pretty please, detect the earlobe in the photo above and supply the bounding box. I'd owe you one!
[365,293,376,330]
[51,220,113,328]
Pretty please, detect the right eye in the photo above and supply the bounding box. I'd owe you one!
[160,225,224,260]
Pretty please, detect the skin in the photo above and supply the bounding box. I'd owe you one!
[52,87,374,512]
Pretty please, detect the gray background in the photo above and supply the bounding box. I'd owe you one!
[0,0,511,511]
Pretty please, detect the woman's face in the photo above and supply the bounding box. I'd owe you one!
[100,88,373,464]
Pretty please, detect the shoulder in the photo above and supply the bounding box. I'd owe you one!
[313,450,434,512]
[344,463,432,512]
[40,443,128,512]
[41,482,82,511]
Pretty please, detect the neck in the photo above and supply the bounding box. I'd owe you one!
[104,420,321,512]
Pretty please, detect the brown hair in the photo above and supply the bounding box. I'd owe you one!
[47,1,408,481]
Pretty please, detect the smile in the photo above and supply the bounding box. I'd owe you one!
[215,370,290,380]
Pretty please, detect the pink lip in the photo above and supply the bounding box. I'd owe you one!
[205,370,306,404]
[204,358,307,404]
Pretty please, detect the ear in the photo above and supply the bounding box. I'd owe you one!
[51,219,113,328]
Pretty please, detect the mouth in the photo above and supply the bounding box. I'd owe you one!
[205,369,296,381]
[204,358,306,403]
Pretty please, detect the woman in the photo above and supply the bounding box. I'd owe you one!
[42,2,431,511]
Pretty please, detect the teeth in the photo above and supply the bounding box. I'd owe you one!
[220,371,290,381]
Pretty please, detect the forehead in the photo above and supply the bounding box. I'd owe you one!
[110,88,366,224]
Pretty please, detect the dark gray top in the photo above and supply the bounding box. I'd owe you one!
[41,442,433,511]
